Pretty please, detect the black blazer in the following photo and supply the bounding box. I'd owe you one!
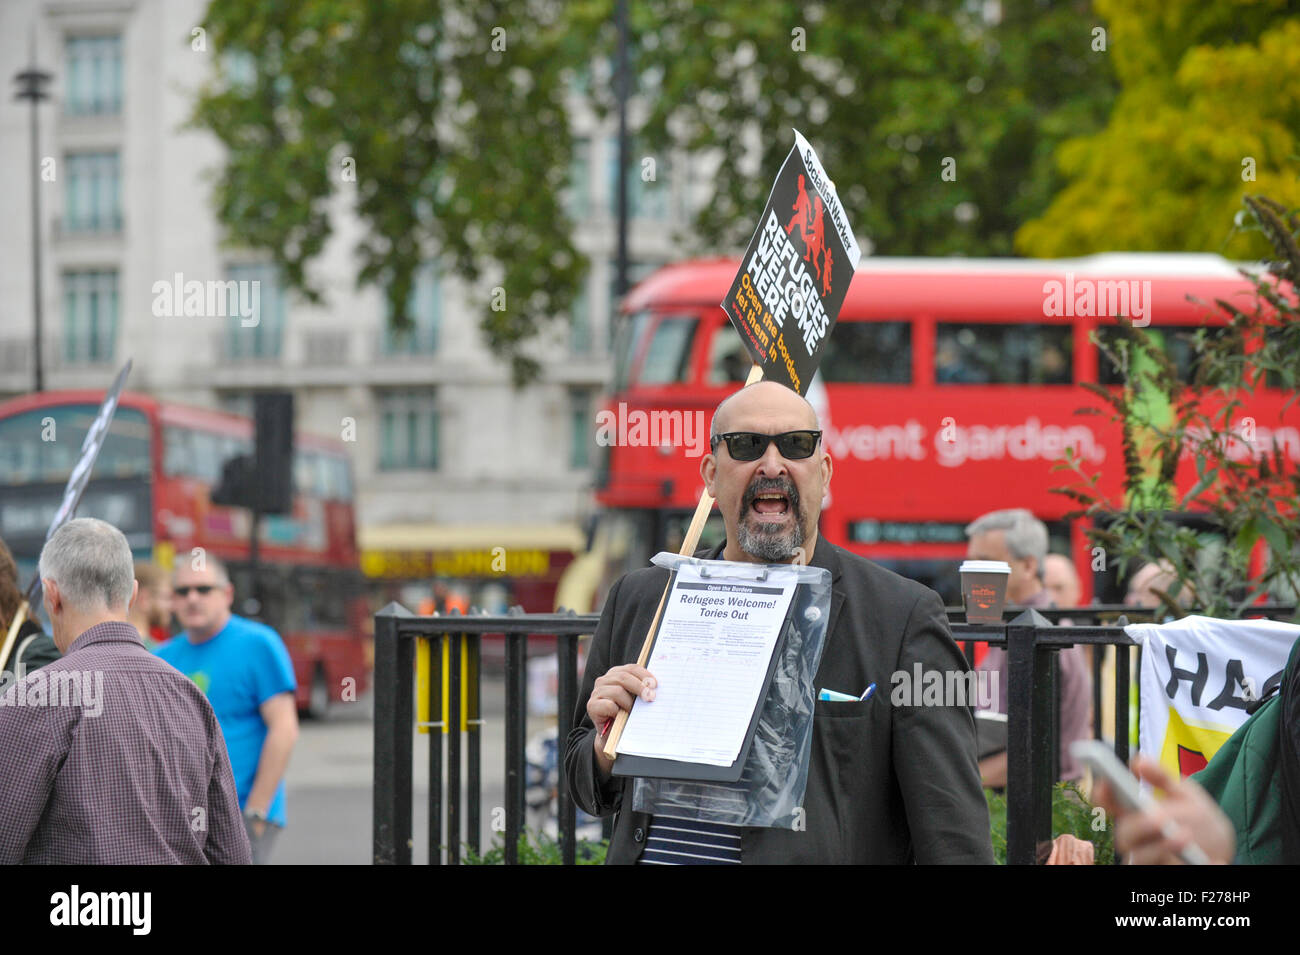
[564,539,994,864]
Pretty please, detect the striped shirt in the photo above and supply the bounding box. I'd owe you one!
[640,816,743,865]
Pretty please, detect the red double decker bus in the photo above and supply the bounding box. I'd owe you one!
[0,391,369,715]
[564,254,1299,612]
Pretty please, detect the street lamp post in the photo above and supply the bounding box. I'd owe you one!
[614,0,629,302]
[14,35,53,394]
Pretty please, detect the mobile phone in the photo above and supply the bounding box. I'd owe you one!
[1070,740,1210,865]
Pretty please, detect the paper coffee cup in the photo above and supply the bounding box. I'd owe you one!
[959,560,1011,625]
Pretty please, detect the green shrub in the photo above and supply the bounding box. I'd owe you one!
[986,781,1114,865]
[462,829,607,865]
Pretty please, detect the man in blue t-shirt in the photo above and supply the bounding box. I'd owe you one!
[155,555,299,863]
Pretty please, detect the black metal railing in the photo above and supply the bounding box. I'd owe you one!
[372,604,598,865]
[952,611,1132,864]
[947,602,1296,864]
[373,601,1295,865]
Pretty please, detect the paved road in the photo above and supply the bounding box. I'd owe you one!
[275,678,561,864]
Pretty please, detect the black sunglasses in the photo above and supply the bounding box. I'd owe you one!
[710,430,822,462]
[174,585,217,597]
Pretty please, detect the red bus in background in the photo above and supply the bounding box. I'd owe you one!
[0,391,369,716]
[565,254,1300,614]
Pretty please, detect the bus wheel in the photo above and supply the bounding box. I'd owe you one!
[305,665,330,721]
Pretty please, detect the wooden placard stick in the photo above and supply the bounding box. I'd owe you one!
[0,601,30,676]
[602,362,765,761]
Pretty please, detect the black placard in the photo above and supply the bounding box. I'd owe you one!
[721,130,861,396]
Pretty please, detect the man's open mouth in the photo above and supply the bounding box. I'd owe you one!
[751,491,790,518]
[743,479,798,524]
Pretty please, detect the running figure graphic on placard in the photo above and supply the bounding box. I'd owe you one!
[786,174,815,245]
[785,174,833,299]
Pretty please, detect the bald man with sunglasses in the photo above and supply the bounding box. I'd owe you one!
[155,557,298,863]
[566,381,992,864]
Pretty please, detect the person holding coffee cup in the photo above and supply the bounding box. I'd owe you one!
[964,508,1092,787]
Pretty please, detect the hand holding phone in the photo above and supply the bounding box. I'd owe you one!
[1072,741,1217,866]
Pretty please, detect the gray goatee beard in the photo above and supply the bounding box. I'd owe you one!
[738,520,805,562]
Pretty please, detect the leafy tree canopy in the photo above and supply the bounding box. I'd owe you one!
[570,0,1117,256]
[1018,0,1300,258]
[190,0,583,384]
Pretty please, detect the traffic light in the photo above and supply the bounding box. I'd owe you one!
[254,392,294,515]
[210,392,294,513]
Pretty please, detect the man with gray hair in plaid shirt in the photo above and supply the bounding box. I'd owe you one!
[0,518,251,864]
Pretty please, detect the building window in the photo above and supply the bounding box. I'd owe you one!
[381,264,440,355]
[567,137,591,220]
[225,263,286,360]
[64,35,123,116]
[62,270,118,363]
[64,152,122,234]
[223,50,257,90]
[570,280,591,355]
[570,389,593,470]
[607,137,668,220]
[378,389,439,470]
[567,62,591,98]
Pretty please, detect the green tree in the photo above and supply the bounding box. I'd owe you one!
[189,0,584,384]
[1055,196,1300,618]
[569,0,1117,256]
[1017,0,1300,258]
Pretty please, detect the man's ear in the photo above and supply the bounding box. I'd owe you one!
[821,449,832,491]
[127,579,140,611]
[43,579,61,616]
[701,451,717,496]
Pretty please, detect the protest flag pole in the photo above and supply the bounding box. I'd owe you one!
[0,360,133,674]
[602,362,764,760]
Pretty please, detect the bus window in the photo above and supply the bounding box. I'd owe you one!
[323,455,351,500]
[864,559,964,606]
[819,322,912,383]
[1264,326,1293,391]
[315,453,337,499]
[293,452,316,496]
[227,561,290,629]
[1094,324,1238,386]
[163,427,191,478]
[637,316,698,385]
[0,405,150,486]
[168,428,250,483]
[219,433,252,466]
[191,430,223,484]
[332,455,354,500]
[612,311,652,392]
[707,324,752,385]
[293,566,349,628]
[936,323,1072,384]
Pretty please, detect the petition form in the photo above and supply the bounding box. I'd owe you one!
[616,564,797,767]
